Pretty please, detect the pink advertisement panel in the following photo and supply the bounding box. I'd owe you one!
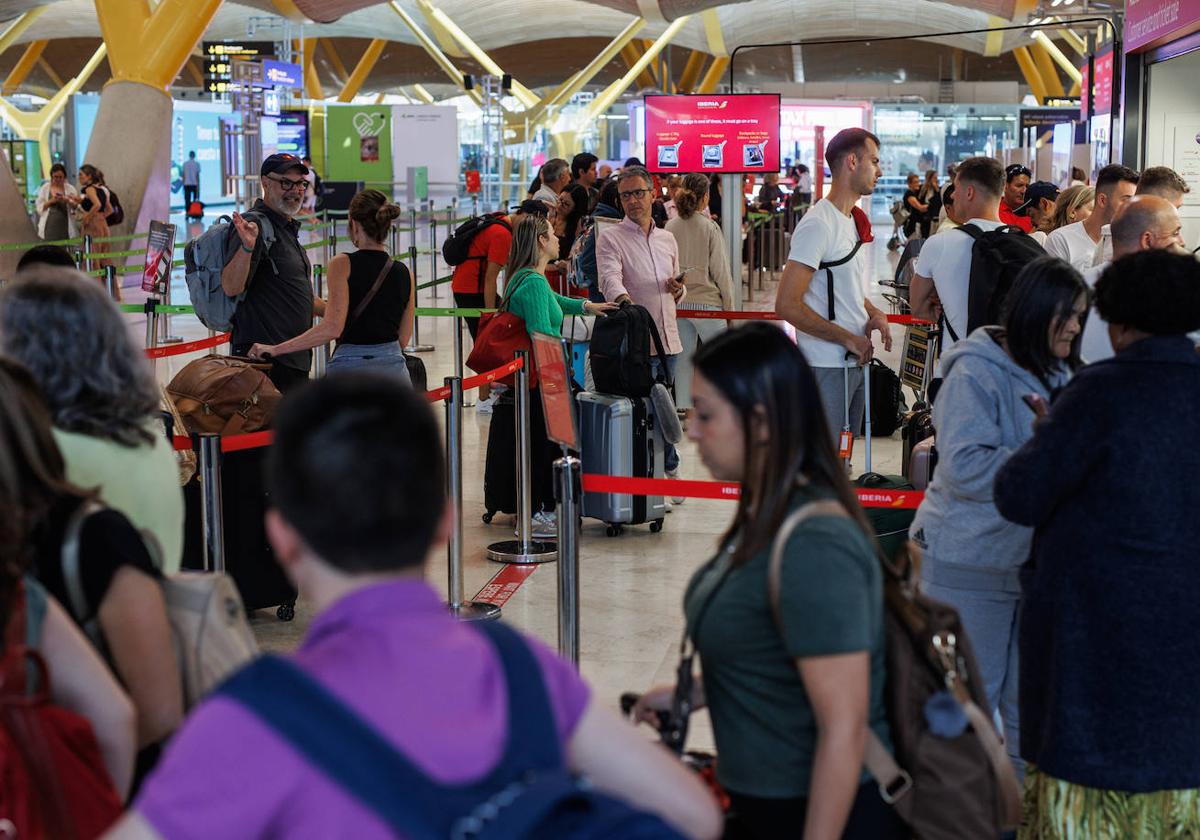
[1126,0,1200,52]
[644,94,781,174]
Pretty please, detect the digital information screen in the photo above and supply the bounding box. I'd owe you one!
[531,332,578,450]
[644,94,781,174]
[276,110,309,159]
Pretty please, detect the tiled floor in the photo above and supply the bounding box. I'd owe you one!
[135,212,908,751]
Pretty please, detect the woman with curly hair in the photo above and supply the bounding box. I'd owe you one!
[0,266,184,574]
[995,249,1200,838]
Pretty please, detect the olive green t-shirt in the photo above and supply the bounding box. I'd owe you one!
[683,485,890,799]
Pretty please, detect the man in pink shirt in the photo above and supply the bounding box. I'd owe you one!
[597,167,686,484]
[105,374,721,840]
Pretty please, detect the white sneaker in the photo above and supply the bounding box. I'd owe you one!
[666,469,686,505]
[531,510,557,540]
[476,394,497,415]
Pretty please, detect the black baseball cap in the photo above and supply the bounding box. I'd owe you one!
[260,153,308,177]
[1014,181,1060,216]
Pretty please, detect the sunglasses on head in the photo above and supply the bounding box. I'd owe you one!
[1006,165,1032,179]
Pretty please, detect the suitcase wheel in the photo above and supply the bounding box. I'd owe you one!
[482,511,495,524]
[650,519,664,534]
[605,524,623,538]
[276,602,295,622]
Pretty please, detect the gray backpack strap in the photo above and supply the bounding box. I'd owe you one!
[61,499,106,647]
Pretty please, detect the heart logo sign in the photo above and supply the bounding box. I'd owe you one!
[352,112,385,138]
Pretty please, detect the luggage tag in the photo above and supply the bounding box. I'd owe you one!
[838,430,853,461]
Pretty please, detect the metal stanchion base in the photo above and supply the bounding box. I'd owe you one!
[486,539,557,564]
[449,600,502,621]
[406,344,435,353]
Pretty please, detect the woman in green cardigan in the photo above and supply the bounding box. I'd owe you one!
[497,214,613,537]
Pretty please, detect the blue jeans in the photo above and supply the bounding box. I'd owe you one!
[328,341,411,385]
[920,575,1024,780]
[649,354,680,473]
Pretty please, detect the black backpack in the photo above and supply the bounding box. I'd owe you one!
[441,213,511,292]
[590,303,671,398]
[947,224,1045,342]
[861,359,906,437]
[104,188,124,227]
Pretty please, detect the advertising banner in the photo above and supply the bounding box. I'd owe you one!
[170,100,238,209]
[141,220,176,295]
[1081,51,1115,120]
[391,106,459,197]
[644,94,781,174]
[1125,0,1200,52]
[326,105,393,184]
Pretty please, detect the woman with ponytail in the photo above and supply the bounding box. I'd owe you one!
[250,188,415,381]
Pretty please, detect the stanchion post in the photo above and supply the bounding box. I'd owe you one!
[312,264,328,377]
[554,450,582,665]
[746,218,756,303]
[445,377,501,621]
[144,297,160,372]
[83,235,93,274]
[429,203,439,301]
[198,434,226,573]
[104,265,118,299]
[158,262,182,344]
[406,243,434,353]
[453,315,474,407]
[487,350,557,564]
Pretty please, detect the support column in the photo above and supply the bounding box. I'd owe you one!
[3,40,47,95]
[1030,40,1066,98]
[696,55,730,94]
[337,38,386,102]
[1013,46,1048,105]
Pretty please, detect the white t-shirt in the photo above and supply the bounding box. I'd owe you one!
[786,199,868,367]
[914,218,1006,354]
[797,172,813,193]
[1044,221,1100,271]
[1080,262,1115,363]
[1092,224,1112,267]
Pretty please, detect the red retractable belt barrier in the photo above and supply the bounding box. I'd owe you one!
[580,474,923,509]
[145,333,231,359]
[675,311,932,326]
[424,357,524,403]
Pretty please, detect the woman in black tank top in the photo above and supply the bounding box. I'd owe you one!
[249,189,414,382]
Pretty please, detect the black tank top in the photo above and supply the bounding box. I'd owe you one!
[340,250,411,345]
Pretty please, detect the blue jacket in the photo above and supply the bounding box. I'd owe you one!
[995,335,1200,792]
[574,202,621,288]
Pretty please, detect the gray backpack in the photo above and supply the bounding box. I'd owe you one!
[184,212,277,332]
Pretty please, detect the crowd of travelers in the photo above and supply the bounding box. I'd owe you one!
[0,127,1196,840]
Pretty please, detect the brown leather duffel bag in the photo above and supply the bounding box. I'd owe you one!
[167,356,281,436]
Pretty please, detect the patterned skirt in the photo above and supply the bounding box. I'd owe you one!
[1020,765,1200,839]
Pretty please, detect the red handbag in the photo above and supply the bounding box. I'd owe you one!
[466,271,538,389]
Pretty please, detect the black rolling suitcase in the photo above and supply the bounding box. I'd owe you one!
[483,395,517,522]
[182,446,297,621]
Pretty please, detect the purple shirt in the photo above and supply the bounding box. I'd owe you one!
[136,579,591,839]
[597,216,684,354]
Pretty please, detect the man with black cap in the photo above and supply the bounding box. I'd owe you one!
[221,153,319,393]
[1014,180,1060,245]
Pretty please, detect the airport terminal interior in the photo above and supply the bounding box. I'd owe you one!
[0,0,1198,838]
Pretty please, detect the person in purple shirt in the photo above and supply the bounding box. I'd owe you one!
[106,373,720,840]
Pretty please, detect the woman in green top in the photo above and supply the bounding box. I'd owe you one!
[494,215,612,535]
[633,324,902,840]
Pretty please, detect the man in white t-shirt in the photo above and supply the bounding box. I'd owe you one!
[909,156,1007,356]
[1081,194,1185,362]
[1093,166,1190,266]
[776,128,892,447]
[1044,164,1138,271]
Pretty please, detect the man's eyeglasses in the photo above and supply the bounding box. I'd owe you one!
[266,175,308,192]
[619,188,652,202]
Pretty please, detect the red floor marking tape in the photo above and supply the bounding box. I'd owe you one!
[580,474,924,509]
[473,563,538,607]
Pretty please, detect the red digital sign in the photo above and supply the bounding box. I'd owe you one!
[1080,51,1114,120]
[644,94,781,174]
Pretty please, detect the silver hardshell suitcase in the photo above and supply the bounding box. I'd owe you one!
[577,391,667,536]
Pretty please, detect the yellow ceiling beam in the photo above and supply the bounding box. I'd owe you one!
[389,1,482,106]
[417,1,466,58]
[676,49,707,94]
[37,55,62,88]
[411,0,539,109]
[318,37,350,83]
[695,54,729,94]
[529,17,647,125]
[1012,45,1047,105]
[638,40,661,86]
[94,0,221,91]
[337,37,386,102]
[0,43,107,177]
[983,16,1006,57]
[3,39,47,95]
[1068,79,1080,97]
[583,16,690,124]
[701,9,726,56]
[0,7,48,58]
[620,42,657,90]
[1060,28,1088,57]
[1032,31,1082,85]
[404,84,435,104]
[302,37,323,100]
[1029,39,1066,97]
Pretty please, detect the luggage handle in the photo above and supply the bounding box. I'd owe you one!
[843,353,872,474]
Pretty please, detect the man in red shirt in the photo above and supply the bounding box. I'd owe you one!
[998,164,1033,232]
[452,213,512,407]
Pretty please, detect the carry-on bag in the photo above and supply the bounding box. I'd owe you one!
[577,391,666,536]
[167,355,281,436]
[908,436,938,491]
[482,395,518,521]
[466,271,536,389]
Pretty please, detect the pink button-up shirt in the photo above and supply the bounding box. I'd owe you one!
[597,215,684,354]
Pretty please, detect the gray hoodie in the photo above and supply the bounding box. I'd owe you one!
[909,327,1070,592]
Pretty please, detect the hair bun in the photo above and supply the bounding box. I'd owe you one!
[376,202,402,224]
